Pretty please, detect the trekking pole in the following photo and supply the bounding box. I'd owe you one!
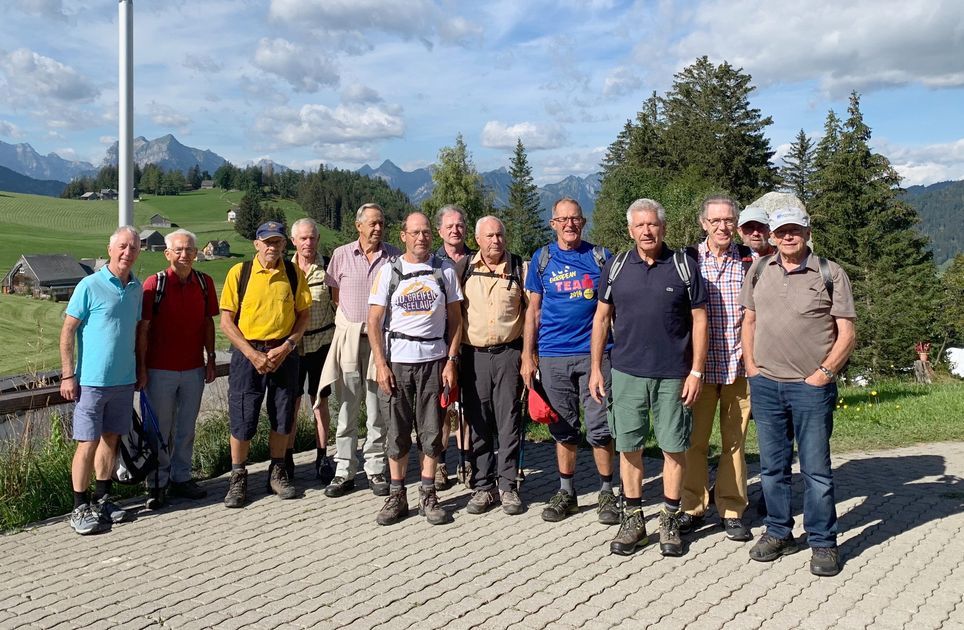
[516,388,527,492]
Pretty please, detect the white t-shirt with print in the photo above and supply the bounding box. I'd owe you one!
[369,256,463,363]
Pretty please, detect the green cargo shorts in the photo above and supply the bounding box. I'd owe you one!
[607,369,692,453]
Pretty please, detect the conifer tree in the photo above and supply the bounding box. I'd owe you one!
[422,134,493,246]
[780,129,816,203]
[502,139,549,258]
[234,192,263,240]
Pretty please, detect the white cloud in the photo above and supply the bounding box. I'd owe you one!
[182,53,224,74]
[342,84,383,104]
[253,38,339,93]
[672,0,964,96]
[99,135,115,145]
[53,147,79,160]
[0,120,24,139]
[0,48,98,105]
[148,101,191,130]
[256,102,405,149]
[603,66,643,97]
[877,137,964,186]
[481,121,567,150]
[14,0,67,20]
[536,147,606,183]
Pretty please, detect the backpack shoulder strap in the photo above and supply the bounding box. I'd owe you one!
[386,255,404,299]
[602,250,631,302]
[152,271,166,315]
[282,258,298,295]
[591,244,608,268]
[751,254,774,289]
[736,244,754,275]
[192,269,210,303]
[233,261,253,325]
[457,256,473,287]
[431,255,447,301]
[537,245,551,276]
[816,256,834,306]
[673,248,695,303]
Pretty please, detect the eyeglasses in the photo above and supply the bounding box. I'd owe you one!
[406,230,433,238]
[706,218,736,227]
[169,247,197,254]
[552,216,585,226]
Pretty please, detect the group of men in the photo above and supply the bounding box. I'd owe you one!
[60,192,855,577]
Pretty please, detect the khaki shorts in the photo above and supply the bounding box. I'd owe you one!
[607,369,692,453]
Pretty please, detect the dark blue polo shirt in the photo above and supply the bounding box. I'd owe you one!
[599,245,707,378]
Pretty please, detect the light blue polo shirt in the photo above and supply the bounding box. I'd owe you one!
[65,265,142,387]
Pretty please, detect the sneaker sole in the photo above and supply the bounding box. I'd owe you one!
[659,544,684,557]
[810,564,842,577]
[726,531,754,542]
[324,484,355,498]
[610,536,649,556]
[598,511,621,526]
[71,521,110,535]
[502,505,525,516]
[750,543,802,562]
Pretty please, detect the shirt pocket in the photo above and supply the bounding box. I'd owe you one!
[789,279,831,318]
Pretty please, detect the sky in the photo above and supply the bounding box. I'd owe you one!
[2,0,964,186]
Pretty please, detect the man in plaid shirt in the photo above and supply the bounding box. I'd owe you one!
[680,196,756,542]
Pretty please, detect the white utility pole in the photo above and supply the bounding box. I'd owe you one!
[118,0,134,227]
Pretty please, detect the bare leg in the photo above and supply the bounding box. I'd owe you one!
[620,450,644,499]
[71,441,98,492]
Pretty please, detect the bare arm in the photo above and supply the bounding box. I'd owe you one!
[588,300,614,403]
[368,304,394,395]
[331,287,340,308]
[742,308,758,377]
[442,301,463,391]
[59,315,81,401]
[520,291,542,389]
[681,306,707,407]
[136,320,150,390]
[805,317,856,386]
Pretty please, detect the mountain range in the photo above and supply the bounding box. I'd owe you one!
[0,140,94,182]
[0,165,67,197]
[103,134,226,174]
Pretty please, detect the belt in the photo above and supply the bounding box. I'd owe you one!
[465,338,523,354]
[247,339,287,350]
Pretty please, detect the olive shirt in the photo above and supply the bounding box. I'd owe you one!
[740,252,856,382]
[292,252,335,353]
[220,256,312,340]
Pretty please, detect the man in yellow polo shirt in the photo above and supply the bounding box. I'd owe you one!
[220,221,312,508]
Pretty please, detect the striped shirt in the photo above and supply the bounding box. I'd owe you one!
[325,240,401,323]
[293,252,335,354]
[697,240,752,384]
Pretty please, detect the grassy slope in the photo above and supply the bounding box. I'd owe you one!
[0,189,347,376]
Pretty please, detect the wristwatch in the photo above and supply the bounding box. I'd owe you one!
[285,338,297,350]
[689,369,703,380]
[447,355,460,364]
[818,365,835,381]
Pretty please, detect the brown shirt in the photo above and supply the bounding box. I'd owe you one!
[458,252,528,347]
[740,253,856,382]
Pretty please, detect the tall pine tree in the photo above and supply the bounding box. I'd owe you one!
[501,139,549,258]
[780,129,816,203]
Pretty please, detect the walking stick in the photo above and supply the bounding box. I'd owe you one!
[516,388,527,492]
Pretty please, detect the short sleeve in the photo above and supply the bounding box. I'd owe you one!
[688,257,708,308]
[219,264,242,313]
[524,247,545,294]
[740,259,761,310]
[293,266,312,312]
[442,266,463,303]
[65,278,90,321]
[204,274,219,317]
[140,274,156,322]
[368,266,390,306]
[324,250,340,288]
[829,263,857,319]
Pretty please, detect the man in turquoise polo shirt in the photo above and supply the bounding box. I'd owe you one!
[60,226,143,535]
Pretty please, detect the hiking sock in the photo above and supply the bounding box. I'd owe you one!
[391,479,405,491]
[560,472,575,496]
[600,474,613,493]
[421,476,435,489]
[271,457,284,469]
[316,447,326,459]
[663,496,681,512]
[232,463,245,472]
[73,491,89,509]
[285,448,294,462]
[92,479,111,502]
[626,496,642,509]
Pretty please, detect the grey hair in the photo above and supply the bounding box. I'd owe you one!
[109,225,140,248]
[552,197,583,216]
[475,215,505,238]
[355,202,384,223]
[699,195,740,223]
[290,217,318,237]
[626,198,666,226]
[401,211,429,234]
[164,228,197,249]
[436,204,467,229]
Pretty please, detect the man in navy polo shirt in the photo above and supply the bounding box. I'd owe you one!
[522,197,619,525]
[60,226,143,535]
[589,198,708,557]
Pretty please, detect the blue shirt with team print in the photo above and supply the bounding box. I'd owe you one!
[525,240,613,357]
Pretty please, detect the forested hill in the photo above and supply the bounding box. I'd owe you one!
[903,180,964,267]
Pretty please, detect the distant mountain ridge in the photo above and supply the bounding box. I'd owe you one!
[0,140,94,182]
[902,180,964,267]
[0,165,67,197]
[103,134,226,174]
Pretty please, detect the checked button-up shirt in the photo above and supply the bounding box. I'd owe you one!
[697,239,753,385]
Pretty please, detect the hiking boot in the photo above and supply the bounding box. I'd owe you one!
[97,496,128,523]
[678,512,704,535]
[315,455,335,486]
[224,469,248,508]
[500,488,525,515]
[324,476,355,498]
[610,507,648,556]
[376,487,409,526]
[434,461,451,491]
[597,490,620,525]
[418,486,451,525]
[723,517,752,542]
[169,480,207,500]
[658,507,684,557]
[749,533,801,562]
[466,488,499,514]
[369,473,390,496]
[69,503,110,535]
[145,486,167,510]
[810,546,842,577]
[541,490,579,522]
[268,463,297,499]
[285,451,295,481]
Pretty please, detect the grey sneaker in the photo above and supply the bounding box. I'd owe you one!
[466,488,499,514]
[658,507,684,557]
[268,463,297,499]
[749,533,801,562]
[610,507,648,555]
[810,546,842,576]
[434,461,451,491]
[541,490,579,522]
[376,486,409,526]
[723,517,752,542]
[500,489,525,515]
[369,473,390,497]
[224,469,248,508]
[597,490,620,525]
[97,496,128,523]
[69,503,110,535]
[418,486,451,525]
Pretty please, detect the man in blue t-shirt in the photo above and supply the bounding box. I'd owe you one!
[60,226,143,535]
[522,197,618,525]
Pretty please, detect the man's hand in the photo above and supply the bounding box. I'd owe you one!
[376,362,396,396]
[805,369,832,387]
[247,350,272,374]
[205,357,216,384]
[264,345,290,373]
[680,374,703,408]
[441,360,457,392]
[745,363,760,378]
[520,353,538,390]
[588,368,607,404]
[60,378,79,401]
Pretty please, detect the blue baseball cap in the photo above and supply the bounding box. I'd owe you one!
[256,221,286,240]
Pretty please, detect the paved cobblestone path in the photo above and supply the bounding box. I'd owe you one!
[1,441,962,629]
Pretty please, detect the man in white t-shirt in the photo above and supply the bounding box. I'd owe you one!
[368,212,464,526]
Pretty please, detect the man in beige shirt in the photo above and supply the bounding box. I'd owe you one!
[455,216,528,515]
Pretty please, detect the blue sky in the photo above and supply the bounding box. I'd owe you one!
[2,0,963,186]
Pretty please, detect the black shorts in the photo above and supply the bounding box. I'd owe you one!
[228,347,299,440]
[298,343,332,399]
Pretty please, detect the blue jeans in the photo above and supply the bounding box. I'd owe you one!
[748,374,838,548]
[146,368,205,488]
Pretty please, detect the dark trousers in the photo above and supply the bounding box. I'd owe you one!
[379,359,444,460]
[461,346,524,492]
[228,348,299,441]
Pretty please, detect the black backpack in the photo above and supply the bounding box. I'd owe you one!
[233,258,299,325]
[113,392,168,486]
[152,269,211,315]
[458,252,526,295]
[602,247,701,304]
[535,243,608,291]
[751,254,834,305]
